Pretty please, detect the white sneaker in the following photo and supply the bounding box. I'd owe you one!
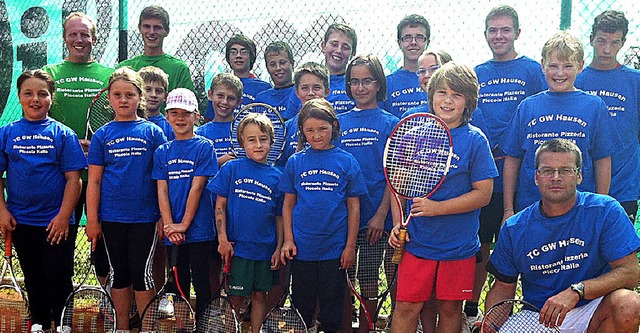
[31,324,44,333]
[461,311,483,333]
[56,326,71,333]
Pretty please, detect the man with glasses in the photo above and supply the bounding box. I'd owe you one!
[575,10,640,222]
[382,14,430,118]
[464,5,547,329]
[485,138,640,332]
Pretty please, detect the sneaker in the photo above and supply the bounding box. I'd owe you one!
[461,311,483,333]
[30,324,44,333]
[56,326,72,333]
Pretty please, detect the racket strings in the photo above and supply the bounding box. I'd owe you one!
[385,116,452,199]
[87,92,114,136]
[141,293,195,332]
[0,285,30,333]
[483,300,559,332]
[231,103,286,164]
[197,296,239,332]
[261,303,307,333]
[348,231,393,300]
[61,288,115,332]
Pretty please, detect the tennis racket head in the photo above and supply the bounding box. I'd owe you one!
[197,295,240,333]
[86,88,114,138]
[140,290,195,332]
[230,103,286,164]
[383,112,453,200]
[260,293,307,333]
[0,232,31,333]
[482,299,560,332]
[60,287,116,332]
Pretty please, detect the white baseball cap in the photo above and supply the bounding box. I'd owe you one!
[165,88,198,112]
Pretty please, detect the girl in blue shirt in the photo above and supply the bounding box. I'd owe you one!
[0,70,87,331]
[86,67,167,330]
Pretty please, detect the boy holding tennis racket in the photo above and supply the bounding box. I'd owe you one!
[388,63,497,332]
[139,66,175,141]
[255,41,302,120]
[486,138,640,331]
[207,113,283,333]
[152,88,218,320]
[196,73,243,167]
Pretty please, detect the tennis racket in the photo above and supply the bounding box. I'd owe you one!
[230,103,286,165]
[260,281,307,333]
[383,113,453,264]
[61,252,116,332]
[140,246,195,332]
[481,299,560,333]
[85,88,114,139]
[197,260,240,332]
[346,228,396,332]
[0,232,32,333]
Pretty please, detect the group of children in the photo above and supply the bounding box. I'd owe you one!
[1,4,637,333]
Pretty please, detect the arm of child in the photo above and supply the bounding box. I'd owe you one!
[341,196,360,270]
[593,156,611,195]
[0,179,16,237]
[86,164,104,251]
[389,194,409,248]
[280,193,297,265]
[271,215,283,270]
[502,156,521,222]
[215,195,234,265]
[217,153,236,167]
[366,185,391,244]
[164,176,208,235]
[157,179,183,245]
[410,178,493,217]
[46,170,82,245]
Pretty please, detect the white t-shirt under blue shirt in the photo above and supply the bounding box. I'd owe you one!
[152,136,218,244]
[0,118,87,226]
[88,119,167,223]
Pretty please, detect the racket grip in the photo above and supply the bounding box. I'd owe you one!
[4,231,11,257]
[223,259,231,274]
[391,228,407,264]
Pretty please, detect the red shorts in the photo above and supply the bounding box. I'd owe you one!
[396,251,475,302]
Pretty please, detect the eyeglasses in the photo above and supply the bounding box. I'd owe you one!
[400,35,428,43]
[416,65,441,77]
[348,78,377,87]
[229,49,249,56]
[536,167,580,178]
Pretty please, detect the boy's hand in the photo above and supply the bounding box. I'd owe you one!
[46,214,70,245]
[164,223,188,236]
[79,139,91,155]
[340,246,356,269]
[366,214,385,244]
[167,232,185,245]
[389,225,410,248]
[0,208,17,237]
[218,153,236,166]
[410,197,440,217]
[218,240,234,265]
[280,241,297,265]
[85,219,102,251]
[270,248,281,270]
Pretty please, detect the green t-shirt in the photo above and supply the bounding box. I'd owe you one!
[117,53,194,92]
[43,61,114,138]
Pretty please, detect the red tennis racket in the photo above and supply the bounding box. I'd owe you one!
[0,232,32,333]
[383,113,453,264]
[482,299,560,332]
[85,88,114,139]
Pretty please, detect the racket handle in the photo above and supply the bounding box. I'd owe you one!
[223,259,231,274]
[391,228,407,264]
[4,231,11,257]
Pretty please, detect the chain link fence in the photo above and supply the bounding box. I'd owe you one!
[1,0,639,327]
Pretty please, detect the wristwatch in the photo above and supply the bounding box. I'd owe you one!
[570,282,585,300]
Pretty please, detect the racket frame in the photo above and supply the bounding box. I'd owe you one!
[85,87,113,139]
[481,298,561,333]
[0,232,32,332]
[230,102,286,165]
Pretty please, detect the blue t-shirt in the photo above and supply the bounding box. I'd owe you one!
[488,191,640,309]
[279,147,367,261]
[337,108,399,229]
[255,85,302,121]
[475,56,547,193]
[204,77,272,119]
[0,118,87,227]
[152,136,218,244]
[208,158,283,260]
[575,65,640,202]
[405,123,498,260]
[88,119,167,223]
[277,116,300,169]
[499,90,619,211]
[148,114,175,141]
[195,121,232,159]
[327,75,355,114]
[382,68,428,118]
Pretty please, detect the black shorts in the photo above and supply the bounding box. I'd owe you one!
[478,192,503,244]
[619,200,638,222]
[101,221,157,291]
